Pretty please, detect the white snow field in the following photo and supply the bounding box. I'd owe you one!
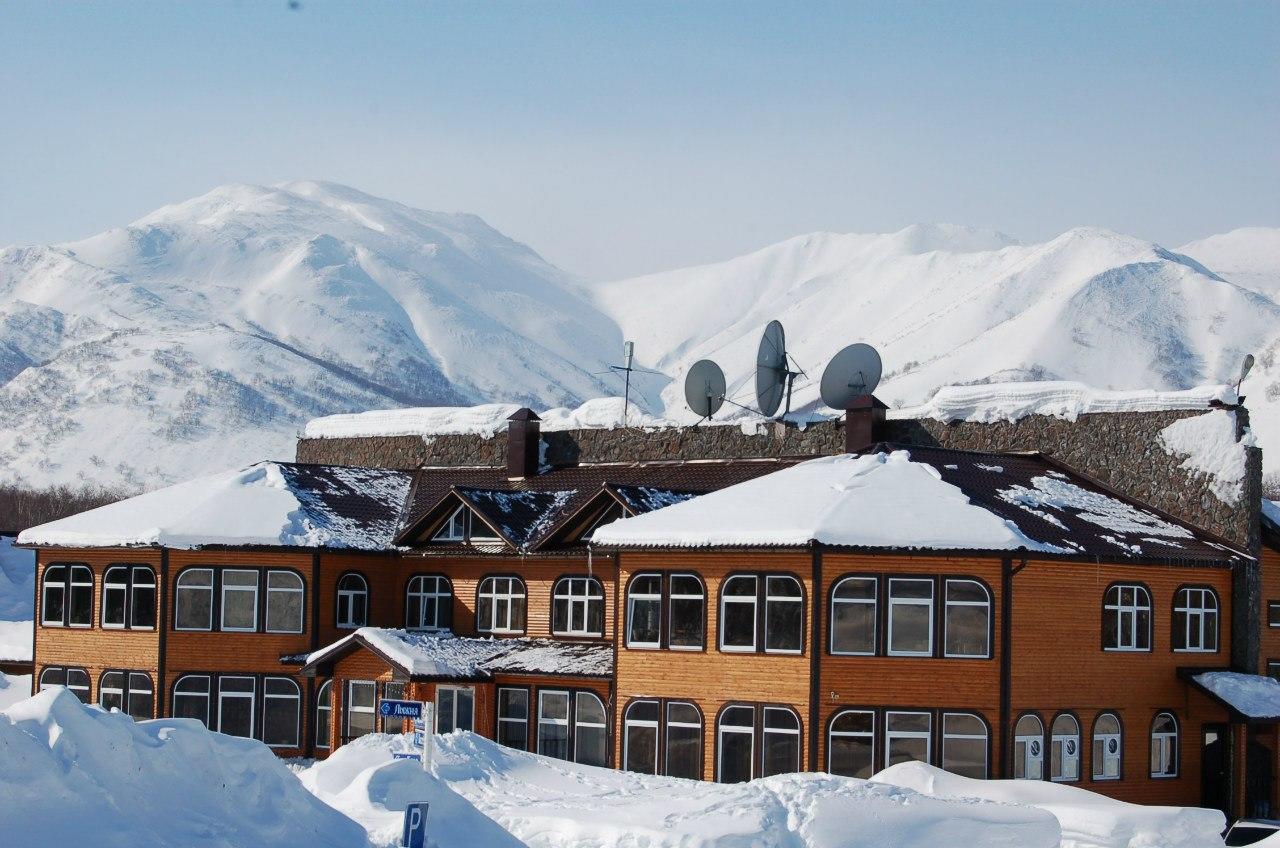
[0,686,367,848]
[300,731,1227,848]
[0,535,34,663]
[0,672,31,711]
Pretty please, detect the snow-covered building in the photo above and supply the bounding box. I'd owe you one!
[16,399,1278,821]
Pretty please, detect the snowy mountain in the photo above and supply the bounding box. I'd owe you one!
[0,181,633,488]
[592,224,1280,473]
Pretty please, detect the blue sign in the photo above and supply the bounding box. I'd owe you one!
[380,699,423,718]
[392,752,421,760]
[401,802,429,848]
[412,718,426,731]
[412,730,424,747]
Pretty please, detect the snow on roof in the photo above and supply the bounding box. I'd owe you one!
[888,381,1236,424]
[306,628,613,679]
[16,462,411,550]
[303,397,679,440]
[1190,671,1280,721]
[1159,410,1255,504]
[610,485,700,514]
[1264,500,1280,534]
[458,488,576,550]
[592,451,1061,552]
[995,476,1194,543]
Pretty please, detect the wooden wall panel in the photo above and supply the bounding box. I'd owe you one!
[1260,547,1280,674]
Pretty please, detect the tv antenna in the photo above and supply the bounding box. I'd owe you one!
[755,320,806,418]
[609,341,638,423]
[684,359,727,420]
[819,343,883,409]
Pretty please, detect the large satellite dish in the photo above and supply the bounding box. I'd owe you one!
[820,343,883,409]
[755,320,789,418]
[684,359,727,418]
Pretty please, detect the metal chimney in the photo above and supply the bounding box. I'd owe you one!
[506,408,541,479]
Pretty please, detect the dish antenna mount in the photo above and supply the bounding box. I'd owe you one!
[755,320,805,418]
[819,343,883,409]
[684,359,727,420]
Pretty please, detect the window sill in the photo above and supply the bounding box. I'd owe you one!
[886,651,932,658]
[1102,647,1150,653]
[719,645,757,653]
[1172,648,1217,653]
[625,642,661,650]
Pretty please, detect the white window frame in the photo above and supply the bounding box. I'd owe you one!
[220,569,260,633]
[478,576,525,634]
[1173,587,1218,653]
[432,505,466,542]
[885,710,932,769]
[40,565,67,627]
[467,509,501,543]
[1103,584,1151,652]
[668,573,705,651]
[828,709,876,776]
[626,573,662,649]
[763,575,803,655]
[99,670,125,710]
[262,677,301,749]
[1014,714,1044,780]
[436,685,475,734]
[129,566,156,629]
[887,578,934,657]
[665,701,702,777]
[719,575,758,653]
[716,705,756,783]
[573,691,608,766]
[553,577,605,637]
[265,570,304,634]
[830,576,877,656]
[1050,713,1080,782]
[406,574,452,631]
[126,672,153,720]
[102,566,129,629]
[1092,713,1122,780]
[345,680,377,740]
[174,568,214,632]
[217,675,257,739]
[943,579,990,658]
[315,680,332,749]
[537,690,571,759]
[496,686,529,750]
[1150,712,1178,778]
[761,706,801,776]
[67,565,93,628]
[941,712,988,779]
[336,573,368,629]
[173,674,211,726]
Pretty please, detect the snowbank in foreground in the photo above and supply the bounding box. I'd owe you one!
[0,672,31,711]
[1,688,367,848]
[872,761,1224,848]
[0,535,35,621]
[302,732,1059,848]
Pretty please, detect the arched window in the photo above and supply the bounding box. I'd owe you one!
[762,707,801,776]
[406,575,452,631]
[1103,584,1151,651]
[665,701,702,779]
[717,705,756,783]
[552,577,605,637]
[263,677,301,748]
[535,690,607,767]
[720,574,804,654]
[477,576,525,633]
[38,666,90,703]
[336,573,368,629]
[942,712,988,778]
[1092,712,1122,780]
[720,576,758,652]
[1172,587,1218,652]
[99,670,153,722]
[668,574,705,649]
[264,571,304,634]
[1013,714,1044,780]
[1150,712,1178,778]
[574,692,608,767]
[175,568,214,631]
[830,576,877,655]
[626,574,662,648]
[172,675,211,727]
[829,709,875,778]
[764,577,803,653]
[944,579,991,658]
[102,565,156,630]
[42,564,92,627]
[1050,713,1080,782]
[624,700,660,774]
[315,681,332,749]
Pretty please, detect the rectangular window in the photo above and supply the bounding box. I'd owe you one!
[437,685,475,734]
[103,570,128,629]
[538,690,570,761]
[885,711,931,768]
[624,700,660,774]
[220,569,259,632]
[943,580,990,658]
[1268,662,1280,683]
[830,577,877,655]
[888,579,934,656]
[941,713,987,778]
[497,687,529,751]
[761,707,801,776]
[829,710,875,778]
[627,575,662,648]
[345,680,376,741]
[668,574,705,649]
[217,676,256,739]
[262,678,300,748]
[173,676,211,726]
[131,567,157,629]
[1269,602,1280,628]
[175,568,214,631]
[68,566,93,627]
[574,694,609,767]
[720,576,757,652]
[764,576,803,653]
[265,571,304,634]
[41,566,66,626]
[665,702,702,779]
[717,705,755,784]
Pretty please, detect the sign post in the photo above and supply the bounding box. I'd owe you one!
[400,801,429,848]
[382,698,432,771]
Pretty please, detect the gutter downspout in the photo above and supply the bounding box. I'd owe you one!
[809,541,823,773]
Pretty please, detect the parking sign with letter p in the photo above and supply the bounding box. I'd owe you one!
[401,801,428,848]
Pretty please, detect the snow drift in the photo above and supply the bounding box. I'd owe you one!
[0,687,367,848]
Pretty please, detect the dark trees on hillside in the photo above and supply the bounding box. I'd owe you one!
[0,484,131,534]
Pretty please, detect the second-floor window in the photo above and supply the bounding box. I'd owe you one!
[175,567,305,634]
[830,577,876,655]
[42,564,93,627]
[265,571,304,634]
[406,575,452,631]
[887,578,933,656]
[99,670,154,722]
[478,576,526,634]
[552,577,605,637]
[719,574,803,654]
[336,573,368,629]
[1103,584,1151,651]
[625,573,705,650]
[1172,587,1218,652]
[102,565,157,630]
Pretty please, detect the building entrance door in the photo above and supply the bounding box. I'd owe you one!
[1202,724,1230,819]
[1247,728,1275,819]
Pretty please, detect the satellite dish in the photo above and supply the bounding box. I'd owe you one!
[684,359,727,418]
[1239,353,1255,387]
[755,320,788,417]
[820,343,883,409]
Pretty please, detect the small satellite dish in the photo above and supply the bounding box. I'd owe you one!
[684,359,726,418]
[820,343,883,409]
[755,320,788,417]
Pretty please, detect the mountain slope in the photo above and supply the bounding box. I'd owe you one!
[0,181,632,488]
[591,225,1280,430]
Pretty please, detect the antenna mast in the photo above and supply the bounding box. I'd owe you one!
[610,341,637,424]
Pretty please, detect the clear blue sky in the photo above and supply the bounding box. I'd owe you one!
[1,1,1277,280]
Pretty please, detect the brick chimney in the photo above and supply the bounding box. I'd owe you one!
[506,408,541,479]
[844,395,888,453]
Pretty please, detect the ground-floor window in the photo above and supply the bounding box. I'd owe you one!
[1092,712,1122,780]
[941,712,987,779]
[537,689,608,768]
[262,677,301,748]
[1050,713,1080,782]
[1150,712,1178,778]
[345,680,377,742]
[379,682,407,733]
[38,666,90,703]
[437,685,475,734]
[827,707,989,778]
[315,681,332,749]
[623,699,703,779]
[497,687,529,750]
[716,703,802,783]
[1014,713,1044,780]
[99,670,154,721]
[218,676,256,739]
[173,675,211,725]
[885,711,931,768]
[828,709,875,778]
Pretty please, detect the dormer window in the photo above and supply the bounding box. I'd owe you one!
[581,503,630,542]
[431,505,500,544]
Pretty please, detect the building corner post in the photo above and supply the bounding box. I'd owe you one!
[809,541,822,773]
[998,556,1015,779]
